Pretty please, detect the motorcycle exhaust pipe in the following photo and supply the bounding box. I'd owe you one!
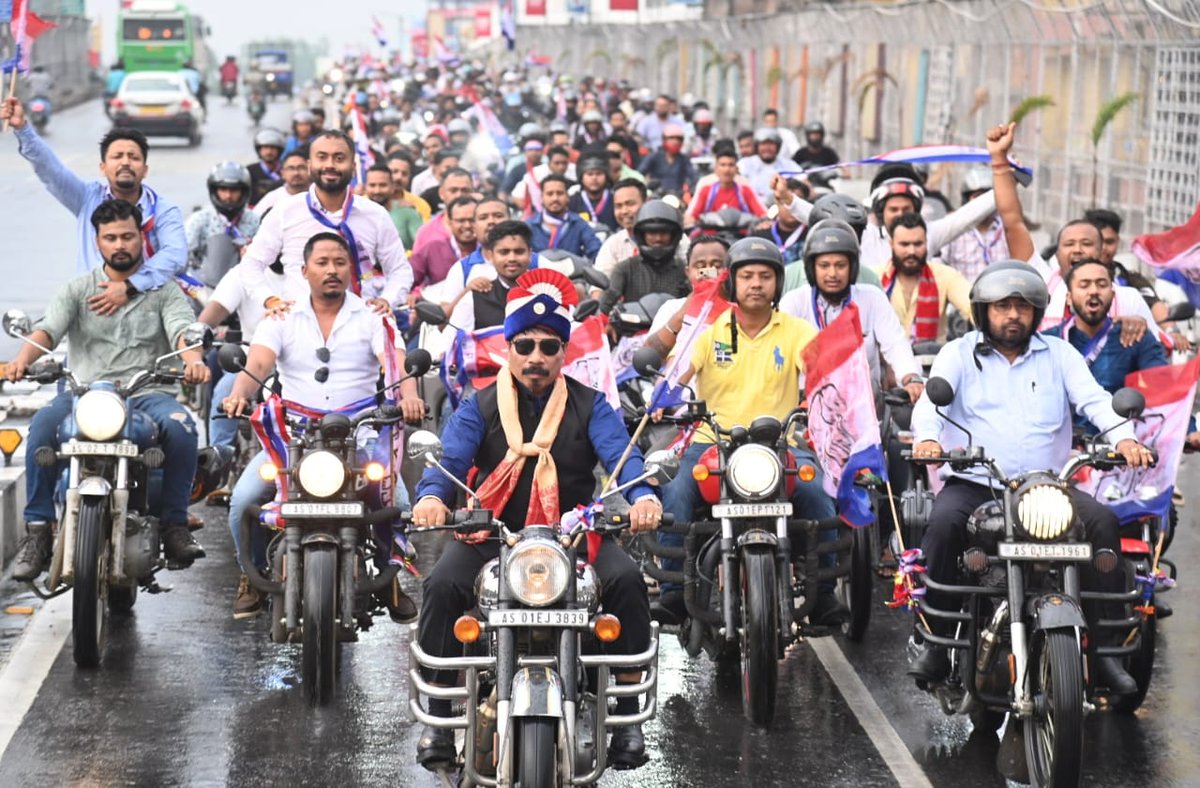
[975,601,1008,692]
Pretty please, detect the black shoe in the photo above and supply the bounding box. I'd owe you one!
[1154,599,1173,620]
[162,524,206,566]
[1093,656,1137,695]
[810,590,849,627]
[650,589,686,626]
[608,724,648,770]
[908,642,950,686]
[381,577,418,623]
[12,522,53,582]
[415,725,456,771]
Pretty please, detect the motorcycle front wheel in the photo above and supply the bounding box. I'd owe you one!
[302,544,338,705]
[740,547,779,726]
[841,525,873,642]
[1024,629,1084,788]
[517,717,556,788]
[73,498,110,668]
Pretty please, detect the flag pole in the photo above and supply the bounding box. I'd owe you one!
[2,69,16,133]
[599,410,651,499]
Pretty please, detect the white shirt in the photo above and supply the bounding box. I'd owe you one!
[594,228,690,277]
[250,292,388,411]
[410,167,439,198]
[649,296,687,335]
[209,264,285,337]
[737,155,790,204]
[779,285,920,387]
[240,185,413,309]
[512,162,579,205]
[449,267,514,334]
[252,185,305,217]
[773,127,801,161]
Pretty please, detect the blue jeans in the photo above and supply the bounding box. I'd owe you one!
[659,442,838,595]
[228,444,412,573]
[208,373,238,449]
[25,391,198,527]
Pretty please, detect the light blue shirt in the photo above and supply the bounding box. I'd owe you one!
[911,330,1135,487]
[14,124,186,292]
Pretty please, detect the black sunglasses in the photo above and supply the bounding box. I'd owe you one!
[511,338,563,357]
[314,346,330,383]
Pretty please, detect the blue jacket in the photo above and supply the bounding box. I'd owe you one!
[526,212,602,259]
[416,383,658,507]
[14,124,186,292]
[637,150,697,195]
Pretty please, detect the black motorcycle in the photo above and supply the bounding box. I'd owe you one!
[906,377,1153,788]
[220,80,237,104]
[632,348,871,725]
[246,91,266,126]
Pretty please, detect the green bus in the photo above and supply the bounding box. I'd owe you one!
[117,0,210,73]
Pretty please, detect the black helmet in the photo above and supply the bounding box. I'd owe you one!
[207,161,251,218]
[632,200,683,263]
[969,259,1049,337]
[803,120,825,136]
[869,163,925,221]
[803,219,860,291]
[253,128,286,152]
[726,236,785,305]
[579,156,608,175]
[808,193,869,240]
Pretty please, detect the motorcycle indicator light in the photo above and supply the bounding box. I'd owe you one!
[798,464,817,483]
[258,462,279,482]
[1092,548,1118,574]
[691,465,709,482]
[364,462,386,482]
[454,615,482,644]
[593,614,621,643]
[962,548,989,573]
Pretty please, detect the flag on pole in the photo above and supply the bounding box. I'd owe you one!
[778,144,1033,181]
[1078,356,1200,525]
[347,105,374,186]
[563,314,620,409]
[1132,202,1200,306]
[500,0,516,50]
[647,275,730,411]
[370,16,388,48]
[432,36,460,67]
[802,302,888,527]
[3,0,55,75]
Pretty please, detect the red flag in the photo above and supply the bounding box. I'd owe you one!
[610,0,638,9]
[526,0,546,16]
[1132,201,1200,273]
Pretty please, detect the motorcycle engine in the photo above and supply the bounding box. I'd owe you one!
[574,694,598,774]
[123,514,160,581]
[966,500,1005,555]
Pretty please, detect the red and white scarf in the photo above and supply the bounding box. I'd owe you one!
[882,264,940,341]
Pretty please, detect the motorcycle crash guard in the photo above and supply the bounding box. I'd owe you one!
[510,667,565,719]
[1029,593,1087,631]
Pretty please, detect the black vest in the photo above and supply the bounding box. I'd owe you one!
[473,376,598,527]
[472,283,509,330]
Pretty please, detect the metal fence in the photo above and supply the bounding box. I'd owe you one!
[507,0,1200,236]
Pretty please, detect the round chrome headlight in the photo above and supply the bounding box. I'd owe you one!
[74,389,127,441]
[505,539,571,607]
[725,444,782,500]
[1017,484,1075,541]
[296,450,347,499]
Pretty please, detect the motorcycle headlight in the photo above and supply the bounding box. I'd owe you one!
[725,444,782,500]
[74,389,127,441]
[506,540,570,607]
[296,451,347,499]
[1016,483,1075,541]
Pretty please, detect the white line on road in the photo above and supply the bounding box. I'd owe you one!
[0,592,71,760]
[809,637,934,788]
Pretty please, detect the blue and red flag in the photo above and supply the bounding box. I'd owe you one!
[2,0,56,75]
[780,144,1033,181]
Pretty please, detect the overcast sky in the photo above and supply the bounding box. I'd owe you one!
[88,0,429,62]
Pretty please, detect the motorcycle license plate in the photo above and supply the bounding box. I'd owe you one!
[487,609,589,628]
[712,502,793,518]
[279,501,365,518]
[59,442,137,457]
[998,542,1092,561]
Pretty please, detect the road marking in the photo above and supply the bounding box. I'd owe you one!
[0,591,70,760]
[809,637,934,788]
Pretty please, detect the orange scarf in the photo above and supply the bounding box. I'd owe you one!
[464,367,568,539]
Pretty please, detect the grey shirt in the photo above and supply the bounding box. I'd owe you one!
[35,267,193,396]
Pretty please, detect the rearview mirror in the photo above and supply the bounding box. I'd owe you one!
[632,346,664,378]
[643,449,680,484]
[182,322,214,351]
[415,301,449,327]
[217,342,247,374]
[1165,301,1196,323]
[574,299,600,321]
[925,376,955,408]
[579,265,610,291]
[3,309,32,338]
[404,348,432,376]
[406,429,443,463]
[1111,387,1146,419]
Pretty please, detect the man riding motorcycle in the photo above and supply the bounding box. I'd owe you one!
[247,128,287,209]
[878,212,973,343]
[906,260,1154,694]
[599,199,690,314]
[526,174,602,259]
[655,238,842,625]
[222,232,424,619]
[186,162,259,288]
[780,190,883,293]
[411,269,663,771]
[569,156,618,232]
[6,199,208,581]
[251,149,309,217]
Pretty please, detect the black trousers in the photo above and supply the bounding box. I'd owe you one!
[417,536,652,685]
[921,478,1124,636]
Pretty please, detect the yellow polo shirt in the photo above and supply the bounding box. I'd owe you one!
[689,310,818,442]
[876,260,973,341]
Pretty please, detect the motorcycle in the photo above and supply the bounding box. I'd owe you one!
[690,207,762,245]
[406,430,676,787]
[631,348,872,724]
[247,91,266,126]
[28,95,51,132]
[218,342,432,704]
[609,292,677,452]
[220,80,237,104]
[906,377,1154,787]
[2,309,213,668]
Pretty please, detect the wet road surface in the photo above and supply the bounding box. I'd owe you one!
[1,99,1199,787]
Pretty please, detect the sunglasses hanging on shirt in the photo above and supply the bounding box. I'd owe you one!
[314,346,331,383]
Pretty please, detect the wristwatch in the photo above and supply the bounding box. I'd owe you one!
[125,281,139,299]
